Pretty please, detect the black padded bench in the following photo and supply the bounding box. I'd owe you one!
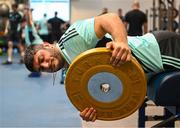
[138,71,180,127]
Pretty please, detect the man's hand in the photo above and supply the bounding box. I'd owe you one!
[106,41,131,66]
[80,107,97,122]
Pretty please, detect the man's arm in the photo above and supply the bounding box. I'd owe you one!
[79,13,131,122]
[24,8,33,27]
[4,18,9,35]
[94,13,131,66]
[95,13,127,42]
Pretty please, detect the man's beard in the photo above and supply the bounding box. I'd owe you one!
[46,48,63,85]
[47,48,63,72]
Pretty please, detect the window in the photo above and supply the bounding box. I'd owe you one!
[30,0,70,21]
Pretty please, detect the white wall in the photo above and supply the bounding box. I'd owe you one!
[71,0,152,22]
[71,0,180,31]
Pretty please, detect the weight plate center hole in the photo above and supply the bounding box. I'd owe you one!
[100,83,111,93]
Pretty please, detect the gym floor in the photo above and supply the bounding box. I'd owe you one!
[0,54,81,128]
[0,53,180,128]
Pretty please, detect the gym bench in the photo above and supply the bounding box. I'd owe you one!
[138,71,180,127]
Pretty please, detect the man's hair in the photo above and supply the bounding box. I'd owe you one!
[132,0,140,8]
[24,44,44,72]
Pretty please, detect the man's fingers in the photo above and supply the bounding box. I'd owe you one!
[106,42,132,66]
[80,108,89,118]
[88,109,96,121]
[84,107,94,121]
[118,50,128,64]
[126,52,132,62]
[92,112,97,122]
[110,47,120,65]
[113,48,127,66]
[106,42,113,49]
[80,107,97,122]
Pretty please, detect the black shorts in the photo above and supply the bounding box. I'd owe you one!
[8,31,20,43]
[152,31,180,71]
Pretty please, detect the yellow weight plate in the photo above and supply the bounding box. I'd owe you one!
[65,48,147,121]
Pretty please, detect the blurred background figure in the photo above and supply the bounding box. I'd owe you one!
[37,13,49,42]
[2,3,24,64]
[100,7,108,15]
[0,3,9,36]
[24,7,43,77]
[0,3,9,56]
[48,11,65,43]
[117,8,125,22]
[124,0,147,36]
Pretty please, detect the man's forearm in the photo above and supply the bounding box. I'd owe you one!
[25,9,33,27]
[94,13,131,65]
[4,19,9,34]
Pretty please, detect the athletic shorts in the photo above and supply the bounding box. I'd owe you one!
[8,31,20,43]
[152,31,180,71]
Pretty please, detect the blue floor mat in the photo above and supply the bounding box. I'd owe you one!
[0,54,81,127]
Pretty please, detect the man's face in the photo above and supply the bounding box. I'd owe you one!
[33,44,63,72]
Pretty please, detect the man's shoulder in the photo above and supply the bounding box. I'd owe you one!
[125,10,132,16]
[60,18,96,43]
[48,17,64,23]
[48,17,56,22]
[9,11,22,20]
[138,10,146,15]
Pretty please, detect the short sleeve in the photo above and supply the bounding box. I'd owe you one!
[71,18,99,47]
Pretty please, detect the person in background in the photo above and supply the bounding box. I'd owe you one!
[99,7,108,15]
[117,8,125,22]
[48,11,65,43]
[18,16,26,63]
[0,4,9,56]
[124,0,147,36]
[24,7,43,77]
[37,13,49,42]
[2,3,23,64]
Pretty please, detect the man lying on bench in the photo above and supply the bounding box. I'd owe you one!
[23,10,180,122]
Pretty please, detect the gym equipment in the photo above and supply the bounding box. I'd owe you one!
[0,18,8,36]
[0,4,9,37]
[0,3,9,17]
[179,5,180,33]
[0,48,2,55]
[150,0,158,31]
[149,0,178,31]
[139,71,180,127]
[166,0,178,31]
[65,48,147,120]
